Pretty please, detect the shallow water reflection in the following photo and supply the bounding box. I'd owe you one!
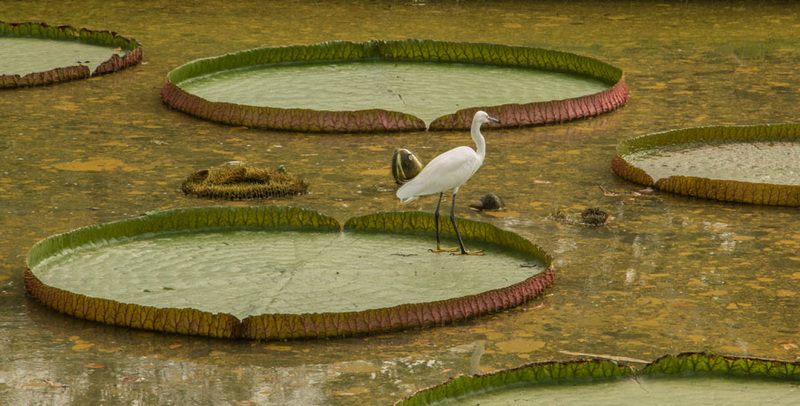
[2,1,800,405]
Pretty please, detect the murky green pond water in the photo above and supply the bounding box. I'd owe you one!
[2,1,800,405]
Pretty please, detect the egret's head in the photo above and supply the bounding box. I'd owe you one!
[474,110,500,126]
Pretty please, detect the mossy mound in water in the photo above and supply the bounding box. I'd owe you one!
[182,165,308,200]
[551,207,610,227]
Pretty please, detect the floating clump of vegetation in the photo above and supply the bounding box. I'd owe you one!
[395,352,800,405]
[0,21,142,89]
[551,206,610,226]
[181,165,308,200]
[161,39,628,132]
[25,206,554,340]
[613,124,800,206]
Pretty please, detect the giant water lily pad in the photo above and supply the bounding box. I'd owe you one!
[1,22,142,88]
[395,353,800,405]
[612,124,800,206]
[25,206,554,339]
[161,39,628,132]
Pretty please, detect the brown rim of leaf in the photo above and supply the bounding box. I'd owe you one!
[0,21,142,89]
[161,39,628,132]
[613,124,800,206]
[24,207,554,340]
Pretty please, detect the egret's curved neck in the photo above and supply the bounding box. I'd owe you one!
[471,122,486,160]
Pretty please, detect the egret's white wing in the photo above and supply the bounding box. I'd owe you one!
[396,146,482,202]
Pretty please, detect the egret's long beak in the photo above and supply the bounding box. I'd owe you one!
[488,116,500,124]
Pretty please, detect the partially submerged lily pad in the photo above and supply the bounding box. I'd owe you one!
[395,353,800,405]
[613,124,800,206]
[0,21,142,88]
[161,39,628,132]
[24,206,554,339]
[181,164,309,199]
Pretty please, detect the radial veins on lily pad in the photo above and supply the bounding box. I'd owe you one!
[161,39,628,132]
[25,206,554,340]
[0,21,142,89]
[395,352,800,405]
[613,124,800,206]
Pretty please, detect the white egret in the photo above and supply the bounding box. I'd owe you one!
[396,110,499,255]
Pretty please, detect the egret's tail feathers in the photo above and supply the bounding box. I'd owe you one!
[399,195,418,204]
[396,182,421,204]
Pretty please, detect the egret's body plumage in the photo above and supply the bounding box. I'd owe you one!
[396,110,499,254]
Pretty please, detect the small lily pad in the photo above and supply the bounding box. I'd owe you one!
[161,39,628,132]
[0,21,142,88]
[612,124,800,206]
[24,206,554,340]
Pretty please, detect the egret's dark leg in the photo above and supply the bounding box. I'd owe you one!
[430,192,459,253]
[434,192,444,250]
[450,192,484,256]
[450,191,467,254]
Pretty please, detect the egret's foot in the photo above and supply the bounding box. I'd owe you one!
[452,249,484,256]
[430,246,461,254]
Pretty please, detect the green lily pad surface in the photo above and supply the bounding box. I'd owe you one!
[396,353,800,405]
[612,124,800,206]
[1,21,142,88]
[32,230,539,319]
[179,60,610,128]
[0,37,125,76]
[25,206,554,339]
[161,40,628,132]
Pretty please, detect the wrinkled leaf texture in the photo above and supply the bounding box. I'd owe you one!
[0,21,142,88]
[613,124,800,206]
[26,206,554,340]
[396,352,800,405]
[161,39,628,132]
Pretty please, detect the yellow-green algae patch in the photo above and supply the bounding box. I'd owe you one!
[25,206,554,339]
[612,124,800,206]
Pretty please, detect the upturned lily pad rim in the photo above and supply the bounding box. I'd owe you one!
[24,206,554,340]
[395,352,800,405]
[612,123,800,206]
[0,21,143,89]
[160,39,628,132]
